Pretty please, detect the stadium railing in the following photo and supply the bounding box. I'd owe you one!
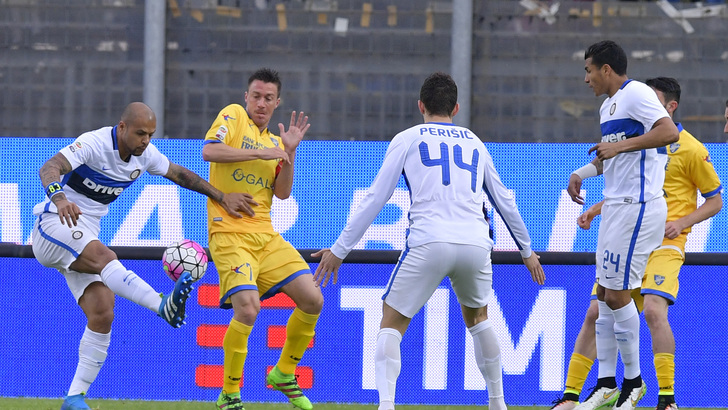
[2,243,726,266]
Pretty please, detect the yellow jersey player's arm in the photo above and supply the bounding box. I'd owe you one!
[201,141,289,164]
[577,200,605,230]
[665,192,722,240]
[664,139,724,239]
[273,149,295,200]
[273,111,310,200]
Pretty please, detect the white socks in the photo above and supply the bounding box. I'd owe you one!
[376,322,508,410]
[469,320,507,410]
[375,328,402,409]
[595,300,618,379]
[612,301,641,379]
[67,327,110,396]
[100,260,161,312]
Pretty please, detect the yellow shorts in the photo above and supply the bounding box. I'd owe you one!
[589,247,683,309]
[641,247,682,305]
[209,231,311,309]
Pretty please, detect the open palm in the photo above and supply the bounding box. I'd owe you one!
[278,111,310,151]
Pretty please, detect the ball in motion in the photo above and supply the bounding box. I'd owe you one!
[162,239,208,282]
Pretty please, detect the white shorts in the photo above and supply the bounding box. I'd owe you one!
[32,213,103,302]
[383,242,493,318]
[596,197,667,291]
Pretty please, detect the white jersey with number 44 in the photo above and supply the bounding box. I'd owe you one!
[330,121,533,259]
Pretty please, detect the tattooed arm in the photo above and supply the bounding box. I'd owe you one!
[163,162,258,218]
[38,153,82,226]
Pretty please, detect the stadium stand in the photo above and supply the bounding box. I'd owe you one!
[0,0,726,142]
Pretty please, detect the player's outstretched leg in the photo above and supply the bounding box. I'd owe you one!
[573,382,619,410]
[613,380,647,410]
[216,390,246,410]
[266,366,313,410]
[158,271,195,328]
[60,393,90,410]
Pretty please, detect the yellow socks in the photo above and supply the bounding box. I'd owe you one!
[223,318,252,394]
[277,308,320,374]
[564,352,594,396]
[654,352,675,395]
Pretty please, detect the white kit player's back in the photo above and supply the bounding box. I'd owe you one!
[398,122,491,249]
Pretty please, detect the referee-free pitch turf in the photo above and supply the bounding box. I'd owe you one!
[0,399,535,410]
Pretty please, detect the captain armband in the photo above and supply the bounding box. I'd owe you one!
[45,182,64,199]
[572,163,598,180]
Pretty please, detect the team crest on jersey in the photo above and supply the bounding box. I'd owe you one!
[610,103,617,115]
[71,231,83,240]
[215,125,228,141]
[669,143,680,153]
[130,169,141,180]
[68,142,83,153]
[654,274,665,285]
[270,138,279,147]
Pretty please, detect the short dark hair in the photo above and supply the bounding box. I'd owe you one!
[248,68,282,96]
[419,72,457,117]
[646,77,681,107]
[585,40,628,76]
[725,98,728,107]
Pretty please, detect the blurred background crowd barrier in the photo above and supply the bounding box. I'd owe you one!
[1,0,727,143]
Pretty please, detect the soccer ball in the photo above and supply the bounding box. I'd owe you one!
[162,239,208,282]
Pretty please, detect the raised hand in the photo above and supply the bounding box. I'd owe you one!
[278,111,310,152]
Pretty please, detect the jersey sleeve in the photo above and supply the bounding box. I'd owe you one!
[144,143,171,176]
[58,132,97,171]
[628,82,670,132]
[204,104,244,147]
[330,135,408,259]
[480,146,533,258]
[688,145,723,198]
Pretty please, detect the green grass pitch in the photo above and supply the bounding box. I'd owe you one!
[0,398,714,410]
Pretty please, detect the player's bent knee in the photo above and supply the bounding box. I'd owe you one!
[73,242,118,273]
[297,293,324,315]
[642,304,667,327]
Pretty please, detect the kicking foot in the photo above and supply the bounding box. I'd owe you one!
[158,271,194,328]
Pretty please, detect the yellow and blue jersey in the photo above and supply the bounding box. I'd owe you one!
[204,104,283,235]
[663,123,722,249]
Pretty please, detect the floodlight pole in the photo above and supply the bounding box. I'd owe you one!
[451,0,473,129]
[144,1,166,138]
